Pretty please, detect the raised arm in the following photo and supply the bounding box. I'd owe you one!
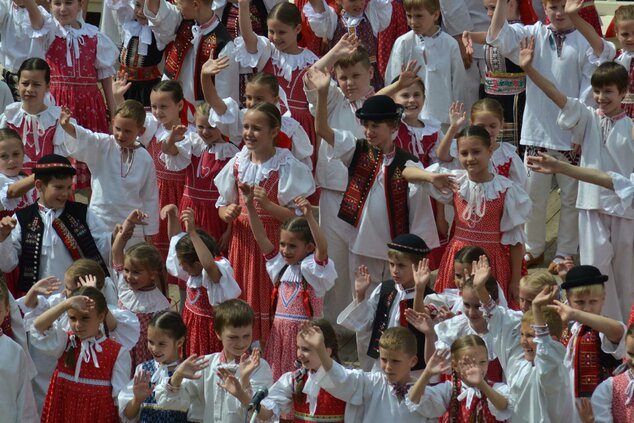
[519,37,567,109]
[112,71,131,108]
[311,33,360,72]
[565,0,604,57]
[306,67,335,146]
[489,0,508,41]
[547,300,625,344]
[34,296,94,334]
[527,153,616,190]
[160,125,188,156]
[435,102,466,162]
[243,185,275,255]
[238,0,258,53]
[7,174,36,199]
[59,106,77,139]
[201,56,231,116]
[182,208,222,283]
[376,61,422,98]
[112,210,147,267]
[161,204,181,239]
[23,0,45,30]
[409,349,451,404]
[295,196,327,262]
[301,322,334,371]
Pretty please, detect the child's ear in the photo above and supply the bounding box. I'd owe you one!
[215,331,222,341]
[138,126,146,136]
[176,336,185,349]
[409,355,418,369]
[368,66,374,80]
[177,99,184,112]
[306,241,316,253]
[34,179,44,192]
[325,347,332,358]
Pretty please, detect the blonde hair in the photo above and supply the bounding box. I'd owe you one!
[521,309,563,338]
[519,270,557,292]
[115,99,146,127]
[471,98,504,124]
[566,284,605,298]
[379,326,417,356]
[195,102,210,116]
[403,0,440,14]
[450,334,487,361]
[615,5,634,30]
[387,249,424,265]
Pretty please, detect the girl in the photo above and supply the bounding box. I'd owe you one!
[31,286,132,423]
[304,0,392,91]
[404,125,530,307]
[236,0,319,161]
[113,209,171,369]
[245,193,335,380]
[408,336,513,422]
[164,207,241,356]
[219,319,346,423]
[0,58,71,176]
[118,310,189,422]
[436,99,527,187]
[27,0,119,191]
[215,102,315,342]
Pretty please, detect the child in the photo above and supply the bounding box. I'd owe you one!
[118,310,189,422]
[486,0,605,272]
[144,0,239,107]
[403,125,530,306]
[214,102,315,342]
[337,234,434,371]
[307,325,425,422]
[113,209,171,369]
[591,322,634,422]
[107,0,166,107]
[385,0,466,129]
[407,335,513,421]
[221,319,347,422]
[437,99,527,187]
[0,154,111,293]
[311,68,439,285]
[0,280,38,422]
[59,102,160,247]
[246,193,336,380]
[32,286,132,423]
[0,58,71,175]
[153,299,273,423]
[520,37,634,321]
[517,270,559,313]
[304,0,392,91]
[611,5,634,118]
[165,206,241,356]
[28,0,119,191]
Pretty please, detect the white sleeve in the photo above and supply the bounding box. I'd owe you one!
[485,21,532,61]
[15,344,39,423]
[328,128,357,167]
[509,152,528,189]
[277,157,316,207]
[0,218,20,272]
[587,39,617,66]
[166,233,189,281]
[450,38,467,105]
[140,161,160,236]
[214,42,241,105]
[384,36,409,88]
[439,0,473,36]
[63,124,111,166]
[112,347,133,403]
[108,306,141,351]
[233,35,272,71]
[302,0,337,39]
[8,292,30,354]
[533,334,568,385]
[264,251,286,283]
[488,383,514,421]
[161,138,194,172]
[599,321,627,359]
[557,96,595,144]
[500,183,531,245]
[364,0,392,35]
[407,162,441,249]
[103,277,118,306]
[485,304,524,372]
[610,171,634,211]
[209,98,243,144]
[404,381,451,417]
[96,31,119,80]
[287,120,314,171]
[0,174,23,211]
[117,364,141,423]
[86,208,112,263]
[319,361,375,405]
[144,0,182,46]
[336,284,380,331]
[202,258,242,305]
[29,320,68,358]
[214,157,239,207]
[591,377,614,423]
[154,371,204,412]
[260,372,294,419]
[300,255,337,298]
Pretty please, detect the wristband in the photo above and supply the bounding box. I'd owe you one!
[531,324,550,337]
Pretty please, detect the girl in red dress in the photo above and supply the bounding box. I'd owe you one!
[215,102,315,343]
[31,286,131,423]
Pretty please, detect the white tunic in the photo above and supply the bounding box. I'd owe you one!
[302,0,391,40]
[153,352,273,422]
[591,370,634,423]
[0,1,50,72]
[385,30,466,125]
[265,251,337,299]
[0,334,39,423]
[438,0,490,58]
[0,80,12,114]
[143,0,239,106]
[63,124,160,237]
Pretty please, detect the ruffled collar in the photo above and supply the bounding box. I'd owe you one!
[117,274,170,313]
[270,48,318,82]
[199,140,239,161]
[449,171,513,225]
[67,333,107,381]
[490,142,518,167]
[3,102,59,131]
[341,11,365,28]
[235,146,294,186]
[55,21,98,67]
[150,359,180,384]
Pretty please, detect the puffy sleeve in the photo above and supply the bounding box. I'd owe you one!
[209,97,243,144]
[138,113,159,147]
[108,306,141,351]
[202,258,242,305]
[419,164,462,204]
[0,174,23,211]
[599,321,627,359]
[328,128,357,167]
[404,381,451,417]
[556,97,594,144]
[609,171,634,211]
[214,156,239,207]
[161,135,195,172]
[264,251,285,283]
[364,0,392,35]
[260,372,294,419]
[29,319,69,359]
[336,284,380,332]
[488,383,514,421]
[384,35,410,88]
[300,254,337,298]
[500,181,531,245]
[591,377,614,423]
[112,347,133,402]
[8,291,30,355]
[213,42,240,105]
[277,155,315,207]
[284,118,314,170]
[144,0,181,46]
[166,233,190,281]
[233,35,272,70]
[302,0,337,39]
[434,315,466,351]
[117,363,141,422]
[586,39,617,66]
[96,31,119,80]
[106,0,134,24]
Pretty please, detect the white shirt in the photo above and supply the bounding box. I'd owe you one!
[0,173,36,212]
[0,334,39,422]
[438,0,490,58]
[63,124,160,236]
[0,1,50,72]
[433,314,497,362]
[385,30,466,125]
[107,0,167,55]
[610,172,634,215]
[302,0,391,40]
[116,271,171,314]
[161,133,240,173]
[265,251,337,299]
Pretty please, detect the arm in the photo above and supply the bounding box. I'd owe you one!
[489,0,508,41]
[112,212,143,267]
[244,188,275,255]
[238,0,258,53]
[7,175,35,199]
[295,196,328,262]
[22,277,61,310]
[436,102,466,162]
[161,204,181,240]
[314,79,334,146]
[508,243,523,304]
[182,208,222,283]
[23,0,45,30]
[33,296,90,334]
[376,60,422,98]
[201,57,230,116]
[478,383,508,412]
[519,37,567,109]
[565,0,604,57]
[526,154,615,190]
[160,125,187,156]
[311,33,360,72]
[409,349,451,404]
[550,301,625,344]
[100,77,116,121]
[59,106,77,139]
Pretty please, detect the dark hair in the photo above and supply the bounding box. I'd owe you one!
[149,310,187,357]
[294,319,339,399]
[463,274,499,302]
[114,99,146,127]
[151,80,184,103]
[175,229,221,266]
[0,128,24,151]
[456,125,492,148]
[281,217,314,245]
[591,62,629,93]
[125,243,166,293]
[214,299,255,334]
[65,259,106,291]
[0,278,8,307]
[247,72,280,98]
[454,246,488,265]
[268,2,302,28]
[246,102,282,129]
[334,45,372,70]
[18,57,51,84]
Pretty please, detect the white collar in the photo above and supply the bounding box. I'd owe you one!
[67,334,107,381]
[457,384,482,409]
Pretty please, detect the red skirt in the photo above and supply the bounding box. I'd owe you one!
[182,286,223,356]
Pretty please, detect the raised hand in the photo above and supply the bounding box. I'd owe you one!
[126,209,149,226]
[526,152,563,175]
[448,101,467,129]
[564,0,584,15]
[174,354,210,381]
[293,196,312,217]
[545,299,574,325]
[201,55,231,76]
[533,285,559,309]
[556,257,575,280]
[66,295,95,314]
[132,369,155,402]
[31,276,61,296]
[299,321,325,350]
[160,204,179,220]
[404,308,434,334]
[413,258,431,291]
[78,274,98,288]
[217,367,244,398]
[462,31,474,57]
[168,125,188,144]
[60,106,73,127]
[519,36,535,69]
[431,173,458,195]
[252,186,271,208]
[332,32,360,56]
[305,66,332,92]
[472,255,491,290]
[397,60,422,89]
[181,207,196,234]
[425,348,452,376]
[113,70,131,98]
[238,348,261,382]
[354,265,372,301]
[437,305,456,322]
[460,356,485,387]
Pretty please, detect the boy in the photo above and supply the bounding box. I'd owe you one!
[144,0,239,107]
[305,325,427,422]
[60,101,160,248]
[337,234,434,371]
[154,299,273,422]
[520,35,634,322]
[385,0,466,130]
[487,0,605,272]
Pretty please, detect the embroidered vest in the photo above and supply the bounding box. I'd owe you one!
[394,122,439,167]
[292,370,346,422]
[338,141,416,239]
[16,202,109,292]
[612,371,634,423]
[163,20,232,100]
[366,280,433,370]
[221,0,267,38]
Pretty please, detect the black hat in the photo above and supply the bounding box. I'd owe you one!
[355,95,404,121]
[561,265,608,290]
[387,234,430,256]
[33,154,76,177]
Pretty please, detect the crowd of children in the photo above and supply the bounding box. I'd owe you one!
[0,0,633,420]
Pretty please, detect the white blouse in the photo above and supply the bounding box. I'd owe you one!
[0,1,50,72]
[303,0,391,39]
[0,173,36,212]
[261,369,335,419]
[107,0,167,55]
[161,133,239,172]
[265,252,337,299]
[116,271,171,314]
[591,370,634,423]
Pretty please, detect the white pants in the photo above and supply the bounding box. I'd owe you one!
[524,149,579,257]
[579,210,634,323]
[463,58,486,114]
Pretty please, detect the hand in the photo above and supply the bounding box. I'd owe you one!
[455,35,472,69]
[174,354,210,381]
[526,152,563,175]
[181,207,196,234]
[238,182,255,205]
[424,348,452,376]
[404,308,434,335]
[557,257,575,280]
[168,125,188,145]
[519,36,535,69]
[305,66,332,92]
[32,276,62,296]
[217,367,244,398]
[412,258,431,292]
[462,31,474,57]
[332,32,360,56]
[575,398,595,423]
[448,101,467,129]
[293,196,312,218]
[437,305,456,322]
[299,321,325,350]
[113,70,131,98]
[132,369,155,402]
[126,209,149,226]
[201,55,231,76]
[564,0,584,15]
[396,60,422,89]
[252,186,271,208]
[60,106,73,127]
[221,203,242,223]
[78,274,98,288]
[160,204,179,220]
[545,299,575,325]
[0,216,16,240]
[532,285,559,309]
[354,265,372,301]
[460,356,485,387]
[430,173,458,195]
[472,255,491,290]
[65,295,95,314]
[238,348,261,382]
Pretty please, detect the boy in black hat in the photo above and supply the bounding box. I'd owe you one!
[338,233,434,372]
[551,265,626,402]
[0,154,111,295]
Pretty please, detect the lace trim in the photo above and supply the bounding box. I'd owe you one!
[236,147,294,185]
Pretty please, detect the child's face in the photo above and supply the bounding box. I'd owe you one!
[461,286,485,325]
[296,333,326,371]
[267,19,301,53]
[112,116,143,149]
[334,62,373,102]
[67,306,105,339]
[379,347,417,384]
[150,91,183,126]
[0,139,24,178]
[242,110,279,155]
[592,84,626,117]
[454,261,471,288]
[244,83,278,110]
[624,336,634,370]
[341,0,365,16]
[616,19,634,52]
[134,0,148,25]
[543,0,572,31]
[483,0,496,18]
[457,136,492,177]
[567,290,605,315]
[405,7,439,36]
[63,274,79,298]
[195,113,223,145]
[472,111,502,144]
[279,230,314,265]
[362,120,395,151]
[216,324,253,359]
[520,320,537,362]
[147,326,184,364]
[123,257,157,291]
[519,285,540,313]
[454,345,489,386]
[18,70,48,107]
[36,176,73,209]
[50,0,82,27]
[388,255,415,287]
[175,0,196,20]
[394,84,424,122]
